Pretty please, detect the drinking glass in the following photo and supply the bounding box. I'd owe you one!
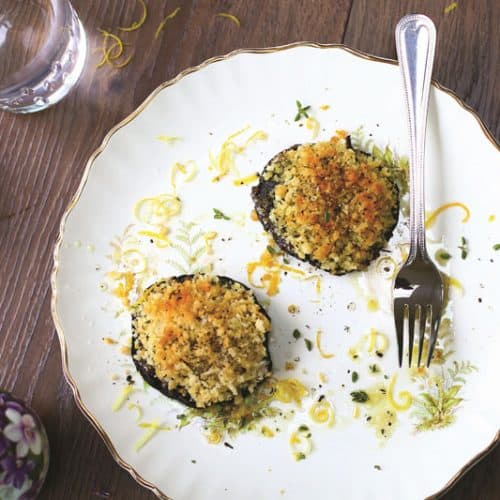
[0,0,87,113]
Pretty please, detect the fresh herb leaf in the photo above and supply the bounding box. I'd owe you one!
[324,210,331,222]
[294,100,311,121]
[458,236,468,259]
[213,208,230,220]
[350,390,369,403]
[283,257,290,264]
[295,452,306,461]
[435,249,452,266]
[176,414,190,428]
[351,371,359,383]
[369,364,379,373]
[493,244,500,251]
[374,465,382,471]
[292,329,301,340]
[266,245,277,255]
[298,424,310,432]
[304,338,313,351]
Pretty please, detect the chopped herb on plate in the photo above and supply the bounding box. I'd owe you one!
[458,236,468,259]
[266,245,277,255]
[435,249,452,266]
[304,338,313,351]
[351,371,359,383]
[213,208,230,220]
[294,100,311,121]
[176,414,190,428]
[350,390,369,403]
[293,329,301,340]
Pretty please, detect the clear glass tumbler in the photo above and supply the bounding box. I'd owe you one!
[0,0,87,113]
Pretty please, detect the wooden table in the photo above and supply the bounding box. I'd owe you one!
[0,1,498,498]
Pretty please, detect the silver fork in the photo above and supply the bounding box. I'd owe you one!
[393,14,444,367]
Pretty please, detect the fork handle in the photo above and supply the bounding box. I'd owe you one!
[395,14,436,259]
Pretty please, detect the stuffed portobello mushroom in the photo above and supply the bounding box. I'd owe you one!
[131,274,272,409]
[251,137,400,274]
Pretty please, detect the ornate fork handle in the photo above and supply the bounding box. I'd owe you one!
[395,15,436,260]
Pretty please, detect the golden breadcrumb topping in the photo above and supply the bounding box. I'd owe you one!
[133,275,271,408]
[262,138,398,273]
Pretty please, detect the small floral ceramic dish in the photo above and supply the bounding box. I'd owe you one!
[0,393,49,500]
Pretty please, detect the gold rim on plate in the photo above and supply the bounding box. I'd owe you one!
[50,42,499,500]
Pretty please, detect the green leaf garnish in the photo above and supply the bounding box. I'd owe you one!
[213,208,230,220]
[176,414,191,428]
[292,329,301,340]
[369,364,379,373]
[266,245,277,255]
[350,390,369,403]
[324,210,331,222]
[351,371,359,383]
[294,100,311,121]
[304,338,313,351]
[458,236,468,259]
[435,249,452,266]
[493,244,500,251]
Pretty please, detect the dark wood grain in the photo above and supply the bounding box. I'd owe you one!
[0,1,497,499]
[344,0,500,141]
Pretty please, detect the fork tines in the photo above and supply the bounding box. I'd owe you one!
[394,301,441,367]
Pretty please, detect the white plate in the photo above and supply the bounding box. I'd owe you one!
[51,44,500,500]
